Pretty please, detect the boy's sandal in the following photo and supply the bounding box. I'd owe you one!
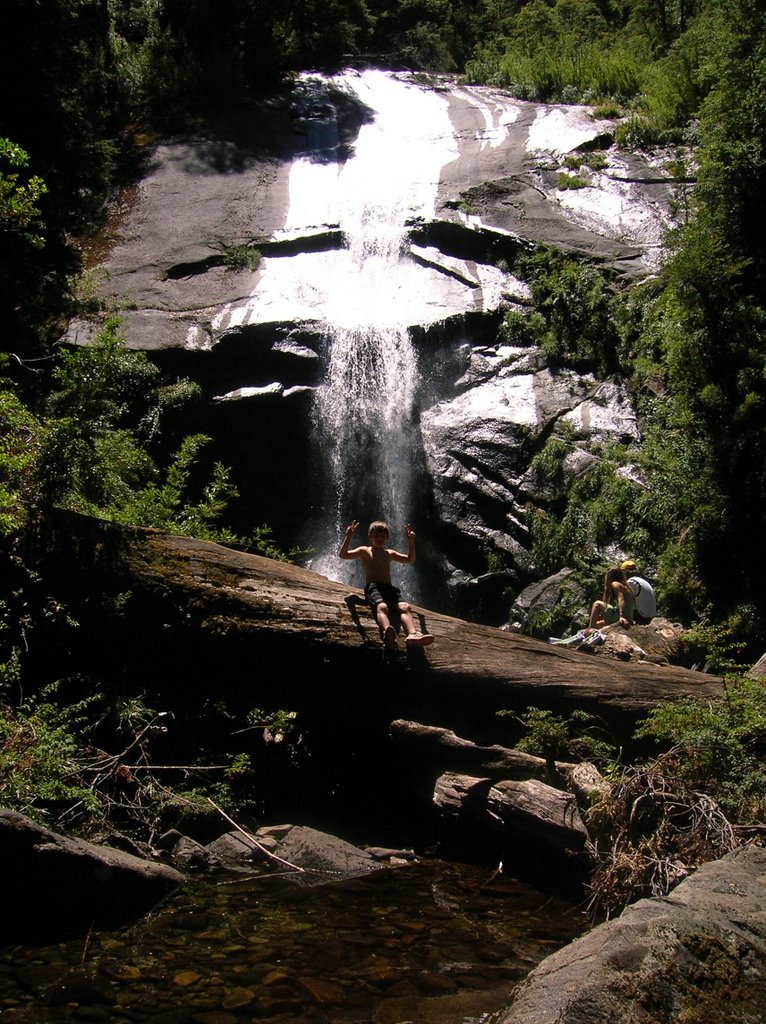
[405,631,435,647]
[383,625,398,649]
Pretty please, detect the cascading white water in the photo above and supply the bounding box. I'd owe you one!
[294,71,458,584]
[311,196,418,580]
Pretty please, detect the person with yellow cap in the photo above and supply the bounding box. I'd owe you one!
[620,560,657,624]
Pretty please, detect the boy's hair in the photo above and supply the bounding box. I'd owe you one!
[368,520,389,535]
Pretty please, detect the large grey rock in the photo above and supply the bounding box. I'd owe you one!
[66,75,668,355]
[509,569,588,636]
[420,368,639,596]
[258,824,382,880]
[0,808,184,943]
[493,845,766,1024]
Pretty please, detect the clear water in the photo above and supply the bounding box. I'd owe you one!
[0,857,587,1024]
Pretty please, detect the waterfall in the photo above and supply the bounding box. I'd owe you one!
[297,70,457,587]
[310,197,418,582]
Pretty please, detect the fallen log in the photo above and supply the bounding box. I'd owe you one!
[25,510,725,748]
[483,778,589,852]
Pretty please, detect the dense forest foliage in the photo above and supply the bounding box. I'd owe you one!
[2,0,766,863]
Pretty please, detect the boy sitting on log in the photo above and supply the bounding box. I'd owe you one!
[339,519,434,650]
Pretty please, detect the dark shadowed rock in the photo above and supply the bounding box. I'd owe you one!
[166,834,222,873]
[493,845,766,1024]
[0,808,184,943]
[207,830,263,869]
[509,569,588,635]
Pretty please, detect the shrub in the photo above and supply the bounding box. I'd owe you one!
[499,706,617,766]
[0,676,102,824]
[529,430,571,486]
[615,114,660,150]
[634,674,766,822]
[592,101,623,119]
[222,244,261,271]
[557,172,587,190]
[517,248,622,375]
[0,388,42,536]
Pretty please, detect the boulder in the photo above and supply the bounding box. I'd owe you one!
[206,824,403,876]
[508,569,588,637]
[621,618,690,665]
[165,834,222,873]
[580,618,691,666]
[256,824,383,880]
[206,830,265,869]
[494,845,766,1024]
[0,808,184,943]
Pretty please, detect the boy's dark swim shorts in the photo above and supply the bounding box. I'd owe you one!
[364,581,401,611]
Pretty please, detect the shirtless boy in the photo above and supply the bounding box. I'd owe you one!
[339,519,434,649]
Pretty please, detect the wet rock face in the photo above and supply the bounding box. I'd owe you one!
[66,71,672,617]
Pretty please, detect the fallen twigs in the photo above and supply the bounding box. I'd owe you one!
[206,797,306,873]
[585,751,739,920]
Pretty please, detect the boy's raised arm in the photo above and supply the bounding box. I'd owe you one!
[390,523,416,564]
[338,519,361,559]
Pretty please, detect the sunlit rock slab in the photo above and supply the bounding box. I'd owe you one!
[68,71,671,353]
[437,89,671,274]
[421,368,638,519]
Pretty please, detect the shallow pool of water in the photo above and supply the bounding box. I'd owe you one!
[0,857,588,1024]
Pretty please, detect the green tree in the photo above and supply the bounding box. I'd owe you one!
[0,140,47,249]
[0,0,120,352]
[635,0,766,617]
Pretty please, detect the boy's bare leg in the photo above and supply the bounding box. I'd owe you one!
[376,605,398,648]
[400,607,415,634]
[400,604,434,647]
